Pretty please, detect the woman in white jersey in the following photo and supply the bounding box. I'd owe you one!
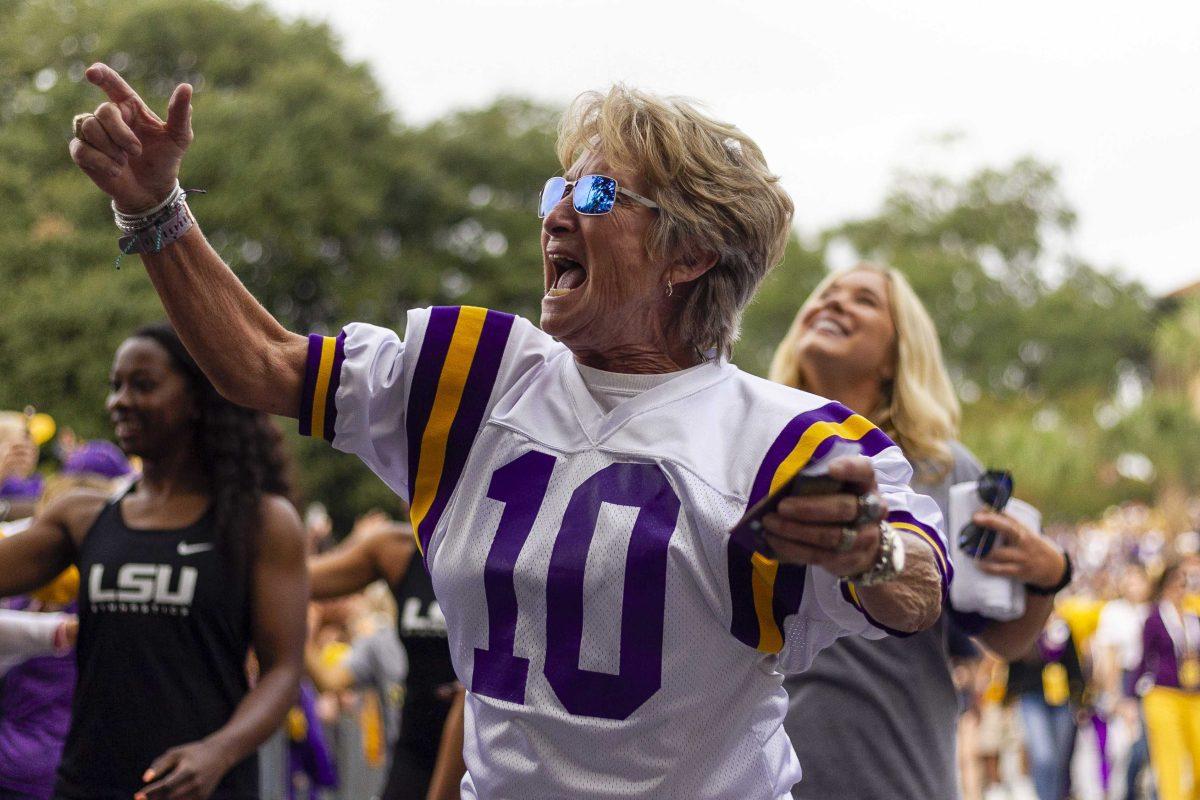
[69,65,946,799]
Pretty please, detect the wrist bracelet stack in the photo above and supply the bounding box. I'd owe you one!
[111,182,205,267]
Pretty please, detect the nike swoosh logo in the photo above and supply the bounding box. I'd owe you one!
[177,541,214,557]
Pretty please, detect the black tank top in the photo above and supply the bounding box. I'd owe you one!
[55,495,258,799]
[391,561,455,756]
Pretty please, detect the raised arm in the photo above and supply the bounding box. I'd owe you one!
[309,512,417,600]
[69,64,306,417]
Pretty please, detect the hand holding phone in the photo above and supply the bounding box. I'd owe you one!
[730,471,853,556]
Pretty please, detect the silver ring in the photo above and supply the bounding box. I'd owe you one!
[856,492,884,526]
[837,526,858,553]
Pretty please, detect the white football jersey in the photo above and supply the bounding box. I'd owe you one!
[299,306,949,800]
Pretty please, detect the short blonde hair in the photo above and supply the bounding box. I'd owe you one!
[769,263,961,476]
[557,86,794,360]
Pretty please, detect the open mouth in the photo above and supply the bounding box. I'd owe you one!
[812,317,849,337]
[112,418,141,439]
[547,253,588,297]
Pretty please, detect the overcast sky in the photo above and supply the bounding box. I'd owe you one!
[266,0,1198,295]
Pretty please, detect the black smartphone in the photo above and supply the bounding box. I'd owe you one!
[730,472,854,555]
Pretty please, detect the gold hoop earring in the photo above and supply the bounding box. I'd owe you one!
[665,280,673,298]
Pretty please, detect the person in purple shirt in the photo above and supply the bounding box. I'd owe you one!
[1140,559,1200,800]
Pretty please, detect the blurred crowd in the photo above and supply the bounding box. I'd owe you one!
[955,503,1200,800]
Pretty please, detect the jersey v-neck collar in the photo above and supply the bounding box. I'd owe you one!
[557,352,736,445]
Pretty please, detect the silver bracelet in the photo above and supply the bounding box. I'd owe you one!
[112,181,182,232]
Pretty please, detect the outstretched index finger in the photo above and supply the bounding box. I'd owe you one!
[85,63,144,106]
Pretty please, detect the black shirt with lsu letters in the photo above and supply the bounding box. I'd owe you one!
[55,496,257,799]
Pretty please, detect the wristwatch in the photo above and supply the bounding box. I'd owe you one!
[850,521,906,587]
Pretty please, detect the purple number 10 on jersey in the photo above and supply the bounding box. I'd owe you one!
[472,450,681,721]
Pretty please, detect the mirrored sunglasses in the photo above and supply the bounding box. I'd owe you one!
[538,174,659,218]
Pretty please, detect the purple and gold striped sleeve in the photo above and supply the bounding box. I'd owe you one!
[298,331,347,443]
[299,308,518,562]
[729,401,896,652]
[403,306,515,559]
[836,508,952,638]
[728,401,948,650]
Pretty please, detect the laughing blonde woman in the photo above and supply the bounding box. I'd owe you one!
[774,263,1071,800]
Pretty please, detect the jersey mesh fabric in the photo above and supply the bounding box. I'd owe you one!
[298,306,947,799]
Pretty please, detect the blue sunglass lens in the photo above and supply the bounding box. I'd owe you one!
[978,471,1013,509]
[574,175,617,214]
[539,177,567,218]
[958,523,997,559]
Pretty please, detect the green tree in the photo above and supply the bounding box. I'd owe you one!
[0,0,565,529]
[0,0,414,525]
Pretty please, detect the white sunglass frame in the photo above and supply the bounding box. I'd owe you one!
[538,174,660,218]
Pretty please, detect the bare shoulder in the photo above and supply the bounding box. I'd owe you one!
[258,494,304,540]
[50,488,113,548]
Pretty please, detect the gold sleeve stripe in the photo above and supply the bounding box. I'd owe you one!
[309,336,338,441]
[408,306,489,552]
[768,414,878,497]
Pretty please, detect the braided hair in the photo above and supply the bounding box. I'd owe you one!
[131,323,293,583]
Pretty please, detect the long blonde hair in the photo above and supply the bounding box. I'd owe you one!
[769,263,960,477]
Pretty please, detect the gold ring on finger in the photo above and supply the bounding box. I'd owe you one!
[72,113,95,141]
[837,526,858,553]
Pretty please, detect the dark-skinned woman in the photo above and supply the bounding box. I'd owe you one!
[0,323,308,800]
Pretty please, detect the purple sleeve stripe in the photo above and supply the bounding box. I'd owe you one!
[318,331,347,443]
[727,542,762,649]
[413,310,515,559]
[749,402,855,506]
[749,402,897,509]
[770,563,807,639]
[840,581,917,639]
[808,427,895,463]
[297,334,324,437]
[405,307,461,501]
[888,509,953,593]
